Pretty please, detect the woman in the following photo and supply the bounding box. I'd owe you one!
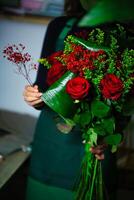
[23,1,117,199]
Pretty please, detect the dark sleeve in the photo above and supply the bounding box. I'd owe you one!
[34,16,69,92]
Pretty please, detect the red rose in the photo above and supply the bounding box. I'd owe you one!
[100,74,124,100]
[66,77,91,100]
[46,62,66,86]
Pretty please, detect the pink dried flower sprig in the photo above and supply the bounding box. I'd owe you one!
[3,43,38,85]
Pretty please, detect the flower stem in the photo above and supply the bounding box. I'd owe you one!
[98,162,104,200]
[89,158,98,200]
[23,63,32,85]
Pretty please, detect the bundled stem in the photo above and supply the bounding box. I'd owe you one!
[74,149,105,200]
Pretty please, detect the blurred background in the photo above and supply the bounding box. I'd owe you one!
[0,0,134,200]
[0,0,64,16]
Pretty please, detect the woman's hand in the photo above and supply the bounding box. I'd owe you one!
[90,144,107,160]
[23,85,44,107]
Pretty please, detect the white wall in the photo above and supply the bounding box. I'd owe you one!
[0,18,47,117]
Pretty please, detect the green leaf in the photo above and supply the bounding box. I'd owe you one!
[41,71,76,118]
[93,118,115,137]
[90,130,97,146]
[85,143,91,153]
[102,117,115,134]
[111,145,118,153]
[94,125,106,136]
[73,114,81,124]
[71,36,110,53]
[38,58,51,69]
[79,111,92,126]
[91,100,110,118]
[64,118,76,126]
[86,128,98,145]
[79,0,134,26]
[104,134,122,145]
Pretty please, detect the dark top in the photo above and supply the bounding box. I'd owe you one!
[34,16,82,92]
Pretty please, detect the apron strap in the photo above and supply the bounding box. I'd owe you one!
[55,18,77,51]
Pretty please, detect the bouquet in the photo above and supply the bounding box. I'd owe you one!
[3,25,134,200]
[39,25,134,200]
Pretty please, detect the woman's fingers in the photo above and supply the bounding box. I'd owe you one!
[25,85,38,92]
[24,91,42,101]
[90,144,107,160]
[95,154,105,160]
[23,85,42,98]
[90,148,103,155]
[23,85,41,96]
[27,98,43,106]
[90,145,106,154]
[23,85,43,106]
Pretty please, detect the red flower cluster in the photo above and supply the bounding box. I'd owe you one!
[3,44,37,85]
[3,44,32,64]
[63,44,105,76]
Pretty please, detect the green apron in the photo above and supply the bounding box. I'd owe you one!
[26,176,74,200]
[26,18,117,200]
